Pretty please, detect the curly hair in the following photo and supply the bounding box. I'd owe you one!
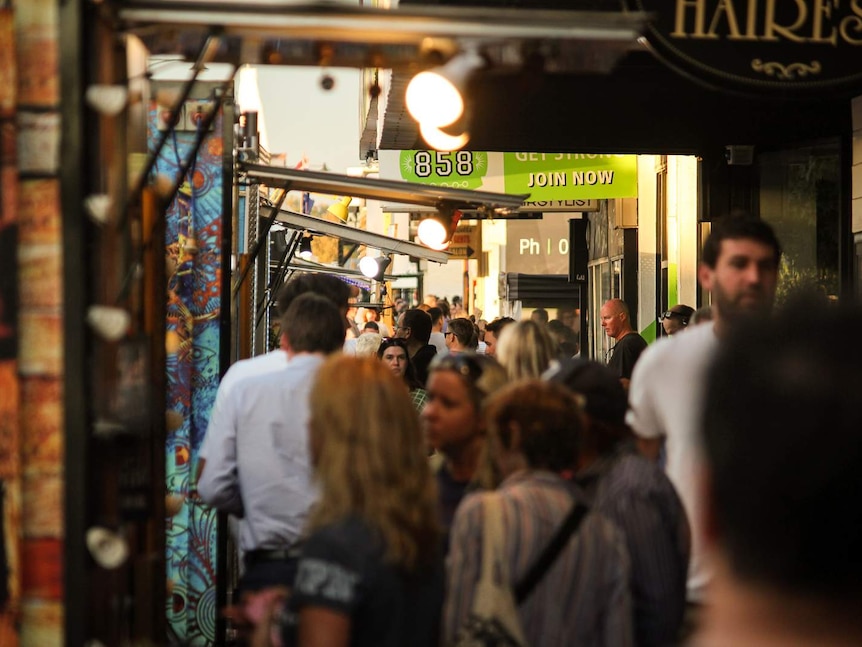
[308,356,440,571]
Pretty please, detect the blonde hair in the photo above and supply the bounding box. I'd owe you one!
[496,320,558,380]
[308,355,440,571]
[354,332,383,357]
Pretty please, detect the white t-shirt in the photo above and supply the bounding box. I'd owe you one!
[429,331,448,356]
[626,322,719,603]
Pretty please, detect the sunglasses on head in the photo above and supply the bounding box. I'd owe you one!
[380,337,408,349]
[431,353,488,383]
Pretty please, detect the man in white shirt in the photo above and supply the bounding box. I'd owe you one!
[197,273,353,586]
[198,293,346,592]
[627,215,782,606]
[198,274,354,481]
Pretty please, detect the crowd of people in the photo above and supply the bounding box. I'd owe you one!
[196,214,862,647]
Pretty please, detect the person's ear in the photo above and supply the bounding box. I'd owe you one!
[280,332,291,352]
[698,262,714,292]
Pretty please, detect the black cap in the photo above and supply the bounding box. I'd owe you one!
[546,358,627,427]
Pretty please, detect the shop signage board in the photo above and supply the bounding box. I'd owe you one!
[448,224,481,260]
[503,153,638,201]
[522,199,599,212]
[505,218,576,275]
[390,151,631,208]
[399,150,489,190]
[625,0,862,93]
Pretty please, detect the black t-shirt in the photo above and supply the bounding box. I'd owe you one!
[411,344,438,386]
[285,515,443,647]
[607,332,648,379]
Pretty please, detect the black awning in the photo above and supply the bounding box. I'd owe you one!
[505,273,581,308]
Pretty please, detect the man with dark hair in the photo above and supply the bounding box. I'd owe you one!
[483,316,515,358]
[199,292,346,593]
[698,300,862,646]
[275,272,354,319]
[396,308,436,384]
[601,298,647,388]
[627,214,781,608]
[200,272,354,476]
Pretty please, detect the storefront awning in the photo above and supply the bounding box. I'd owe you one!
[505,273,582,307]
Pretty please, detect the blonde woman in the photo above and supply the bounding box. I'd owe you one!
[496,319,559,381]
[283,355,443,647]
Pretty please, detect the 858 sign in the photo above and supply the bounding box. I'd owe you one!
[400,150,488,190]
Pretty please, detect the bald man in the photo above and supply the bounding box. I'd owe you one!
[600,298,647,389]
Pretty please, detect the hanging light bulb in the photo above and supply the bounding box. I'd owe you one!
[298,234,314,260]
[406,49,483,128]
[417,208,462,250]
[419,122,470,152]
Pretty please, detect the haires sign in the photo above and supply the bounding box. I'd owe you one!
[627,0,862,93]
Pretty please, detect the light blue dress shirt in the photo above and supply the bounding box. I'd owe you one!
[198,353,324,552]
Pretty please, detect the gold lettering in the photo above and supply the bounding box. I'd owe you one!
[811,0,838,44]
[673,0,710,37]
[708,0,744,38]
[839,14,862,43]
[841,0,862,44]
[744,0,759,39]
[763,0,808,42]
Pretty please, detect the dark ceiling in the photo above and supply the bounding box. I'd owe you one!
[382,49,854,156]
[388,0,857,156]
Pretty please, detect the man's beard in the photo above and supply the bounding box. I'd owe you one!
[713,281,773,326]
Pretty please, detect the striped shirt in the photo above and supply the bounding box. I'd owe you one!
[576,446,690,647]
[444,470,633,647]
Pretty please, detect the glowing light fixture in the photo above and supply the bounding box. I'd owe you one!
[326,196,353,223]
[417,208,462,250]
[406,49,483,128]
[419,122,470,152]
[359,255,392,281]
[298,233,314,259]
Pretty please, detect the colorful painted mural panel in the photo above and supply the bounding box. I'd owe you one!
[149,98,223,645]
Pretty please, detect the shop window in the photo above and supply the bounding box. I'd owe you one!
[758,140,841,302]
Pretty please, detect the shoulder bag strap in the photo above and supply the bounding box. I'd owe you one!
[478,492,508,587]
[514,501,589,603]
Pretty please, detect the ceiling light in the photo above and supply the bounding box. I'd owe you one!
[417,208,462,250]
[326,196,353,223]
[359,255,392,281]
[419,122,470,152]
[405,49,483,128]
